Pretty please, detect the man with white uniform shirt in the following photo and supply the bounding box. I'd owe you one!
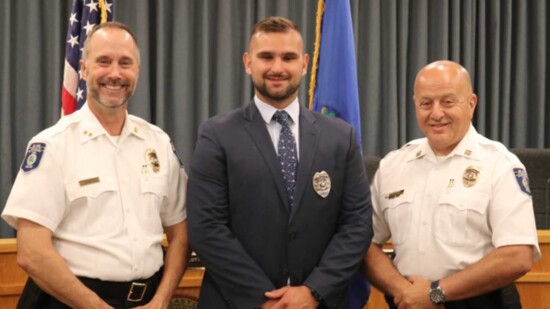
[363,60,540,309]
[2,22,188,308]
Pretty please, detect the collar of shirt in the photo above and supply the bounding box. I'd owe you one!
[253,96,300,159]
[79,103,144,144]
[408,124,482,162]
[254,96,300,126]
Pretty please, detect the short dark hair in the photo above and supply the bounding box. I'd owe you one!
[82,21,140,61]
[249,16,301,45]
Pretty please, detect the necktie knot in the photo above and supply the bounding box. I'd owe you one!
[273,111,291,128]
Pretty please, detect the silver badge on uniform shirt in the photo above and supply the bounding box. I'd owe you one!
[313,171,331,198]
[145,148,160,173]
[462,166,480,188]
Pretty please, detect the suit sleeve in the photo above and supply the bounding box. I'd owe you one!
[304,127,373,307]
[187,121,276,307]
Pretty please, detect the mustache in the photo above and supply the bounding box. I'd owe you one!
[98,78,130,87]
[265,73,289,80]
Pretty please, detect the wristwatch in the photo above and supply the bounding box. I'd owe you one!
[429,280,446,305]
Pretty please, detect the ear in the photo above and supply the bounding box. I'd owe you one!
[469,93,478,117]
[80,59,87,80]
[242,52,252,75]
[302,53,310,76]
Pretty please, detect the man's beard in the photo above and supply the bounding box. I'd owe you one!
[253,75,300,103]
[88,80,132,108]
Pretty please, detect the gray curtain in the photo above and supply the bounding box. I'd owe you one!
[1,0,548,237]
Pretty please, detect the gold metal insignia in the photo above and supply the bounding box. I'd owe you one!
[313,171,331,198]
[385,189,404,199]
[79,177,100,187]
[416,150,422,158]
[145,148,160,173]
[464,149,472,156]
[462,166,480,188]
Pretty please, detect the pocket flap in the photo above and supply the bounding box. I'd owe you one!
[66,176,117,201]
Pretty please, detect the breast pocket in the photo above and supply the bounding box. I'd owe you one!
[65,176,121,235]
[140,175,168,234]
[435,192,489,247]
[380,190,415,245]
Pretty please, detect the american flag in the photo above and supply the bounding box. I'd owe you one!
[61,0,114,115]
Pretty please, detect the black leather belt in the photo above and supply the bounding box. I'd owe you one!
[78,269,162,304]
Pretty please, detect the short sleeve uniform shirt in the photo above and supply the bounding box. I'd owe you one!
[371,125,541,281]
[2,103,187,281]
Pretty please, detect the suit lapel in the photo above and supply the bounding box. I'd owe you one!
[243,103,290,213]
[290,107,320,221]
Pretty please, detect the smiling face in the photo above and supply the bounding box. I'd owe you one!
[413,61,477,156]
[243,28,309,109]
[80,27,140,111]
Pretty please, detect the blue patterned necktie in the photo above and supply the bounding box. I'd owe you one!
[273,111,298,208]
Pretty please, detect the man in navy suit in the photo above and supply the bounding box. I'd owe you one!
[187,16,373,309]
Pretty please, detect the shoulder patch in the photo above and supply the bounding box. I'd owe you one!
[513,168,531,196]
[171,142,184,167]
[21,143,46,173]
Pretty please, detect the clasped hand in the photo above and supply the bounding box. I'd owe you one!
[393,276,443,309]
[261,285,318,309]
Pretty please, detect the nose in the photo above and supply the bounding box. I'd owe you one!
[271,58,284,73]
[430,101,445,119]
[107,64,123,79]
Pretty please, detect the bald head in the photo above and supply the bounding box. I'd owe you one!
[415,60,473,97]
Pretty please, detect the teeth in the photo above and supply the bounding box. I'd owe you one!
[105,85,122,90]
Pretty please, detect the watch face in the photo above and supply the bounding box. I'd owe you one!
[429,287,445,304]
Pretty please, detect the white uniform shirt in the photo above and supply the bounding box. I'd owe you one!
[2,104,187,281]
[371,125,541,281]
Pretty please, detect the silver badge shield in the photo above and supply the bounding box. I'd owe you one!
[313,171,331,198]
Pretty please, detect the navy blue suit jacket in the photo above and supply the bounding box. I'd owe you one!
[188,102,373,308]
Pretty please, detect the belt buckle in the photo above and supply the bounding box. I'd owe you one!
[127,282,147,302]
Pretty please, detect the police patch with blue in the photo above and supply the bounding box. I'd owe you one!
[21,143,46,173]
[513,168,531,196]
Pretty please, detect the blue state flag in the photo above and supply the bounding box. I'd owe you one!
[309,0,369,308]
[309,0,362,148]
